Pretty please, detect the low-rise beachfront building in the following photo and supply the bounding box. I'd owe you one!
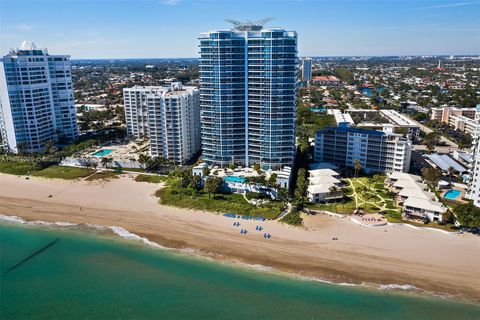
[191,165,293,199]
[403,197,447,222]
[385,172,447,222]
[307,169,343,203]
[314,127,412,174]
[276,166,292,189]
[192,162,208,178]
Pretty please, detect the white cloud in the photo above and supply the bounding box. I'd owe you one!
[418,1,480,10]
[162,0,181,5]
[14,24,34,31]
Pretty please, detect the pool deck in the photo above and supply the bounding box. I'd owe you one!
[92,149,113,157]
[440,188,467,203]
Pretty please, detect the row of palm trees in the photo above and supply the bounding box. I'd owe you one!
[137,153,172,171]
[90,153,172,171]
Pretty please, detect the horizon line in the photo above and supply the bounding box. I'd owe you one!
[69,54,480,60]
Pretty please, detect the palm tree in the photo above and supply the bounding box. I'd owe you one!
[442,210,453,229]
[205,176,222,199]
[360,186,369,209]
[100,157,113,169]
[44,140,57,154]
[84,157,97,171]
[138,153,151,170]
[353,159,362,178]
[447,166,455,184]
[328,185,340,213]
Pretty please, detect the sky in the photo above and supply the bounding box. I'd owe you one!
[0,0,479,58]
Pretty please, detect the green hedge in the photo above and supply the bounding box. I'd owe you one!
[156,186,283,220]
[32,166,94,180]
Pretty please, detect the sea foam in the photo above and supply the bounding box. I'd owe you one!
[0,213,463,302]
[379,284,420,291]
[0,214,168,250]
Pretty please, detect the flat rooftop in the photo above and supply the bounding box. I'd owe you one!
[425,154,467,173]
[379,110,419,127]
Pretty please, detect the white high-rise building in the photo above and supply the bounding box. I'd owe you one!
[301,58,312,82]
[123,83,201,164]
[0,41,78,153]
[314,127,412,174]
[124,86,153,138]
[466,105,480,207]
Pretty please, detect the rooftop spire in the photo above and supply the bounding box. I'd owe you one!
[225,17,274,31]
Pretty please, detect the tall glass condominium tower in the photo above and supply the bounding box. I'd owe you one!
[199,21,297,170]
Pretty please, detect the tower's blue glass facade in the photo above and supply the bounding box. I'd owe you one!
[199,26,297,170]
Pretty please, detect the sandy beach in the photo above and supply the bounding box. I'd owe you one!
[1,173,479,302]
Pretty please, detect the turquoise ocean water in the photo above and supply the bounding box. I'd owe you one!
[1,223,479,319]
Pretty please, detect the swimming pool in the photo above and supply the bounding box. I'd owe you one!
[92,149,113,157]
[224,176,245,184]
[443,189,461,200]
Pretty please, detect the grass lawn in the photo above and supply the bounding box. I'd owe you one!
[0,160,39,175]
[307,198,357,214]
[32,165,94,180]
[85,171,120,181]
[134,174,168,184]
[157,186,284,220]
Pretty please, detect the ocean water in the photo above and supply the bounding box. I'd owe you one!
[1,223,479,320]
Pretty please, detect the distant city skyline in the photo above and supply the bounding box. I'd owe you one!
[1,0,479,58]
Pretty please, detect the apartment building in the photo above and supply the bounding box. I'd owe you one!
[341,109,420,140]
[314,127,412,174]
[312,76,341,86]
[301,58,312,82]
[0,41,78,153]
[379,109,420,139]
[329,109,354,127]
[123,83,201,164]
[199,20,297,170]
[466,107,480,207]
[123,86,152,138]
[431,106,477,122]
[430,106,478,135]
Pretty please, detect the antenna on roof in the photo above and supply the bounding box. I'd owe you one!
[225,17,275,31]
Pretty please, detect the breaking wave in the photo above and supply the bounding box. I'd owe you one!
[0,213,467,302]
